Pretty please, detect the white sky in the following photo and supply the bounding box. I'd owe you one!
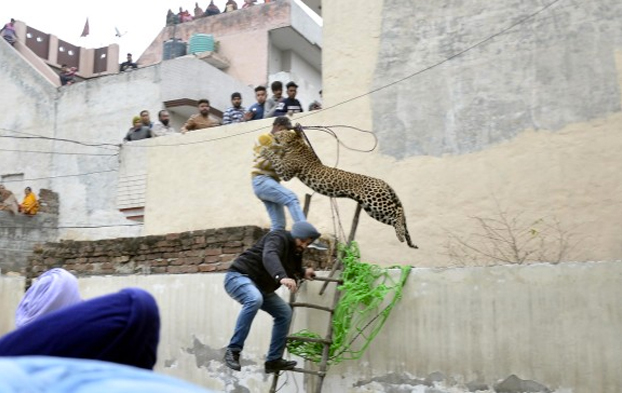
[1,1,241,61]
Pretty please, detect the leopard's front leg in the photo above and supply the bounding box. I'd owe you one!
[259,145,296,181]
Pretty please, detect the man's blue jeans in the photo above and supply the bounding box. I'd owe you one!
[224,271,293,361]
[252,175,306,231]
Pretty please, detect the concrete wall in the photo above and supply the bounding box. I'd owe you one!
[0,212,58,274]
[65,260,622,393]
[160,56,255,113]
[139,0,322,91]
[0,275,25,336]
[14,0,616,266]
[51,67,163,240]
[0,189,59,274]
[0,36,57,195]
[289,50,322,106]
[141,119,275,235]
[287,0,622,265]
[138,2,293,86]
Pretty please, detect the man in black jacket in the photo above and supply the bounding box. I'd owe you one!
[224,221,319,373]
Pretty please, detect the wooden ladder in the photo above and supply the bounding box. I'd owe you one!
[269,198,362,393]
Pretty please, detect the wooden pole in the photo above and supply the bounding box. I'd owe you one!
[303,193,312,217]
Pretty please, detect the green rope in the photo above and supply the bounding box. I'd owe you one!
[287,241,411,364]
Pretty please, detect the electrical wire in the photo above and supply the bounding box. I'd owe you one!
[0,129,120,151]
[294,0,565,119]
[121,0,565,150]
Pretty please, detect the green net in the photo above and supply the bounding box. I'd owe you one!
[287,241,412,364]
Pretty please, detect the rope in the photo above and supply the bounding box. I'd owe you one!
[330,198,347,244]
[287,241,411,364]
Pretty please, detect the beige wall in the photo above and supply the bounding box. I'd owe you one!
[0,276,24,336]
[141,0,622,267]
[2,263,620,391]
[70,260,622,392]
[141,111,622,267]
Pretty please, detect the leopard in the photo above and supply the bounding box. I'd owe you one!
[260,130,418,249]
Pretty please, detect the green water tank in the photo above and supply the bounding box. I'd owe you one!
[189,34,215,54]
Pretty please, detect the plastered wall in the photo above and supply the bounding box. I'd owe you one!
[65,260,622,393]
[139,0,622,266]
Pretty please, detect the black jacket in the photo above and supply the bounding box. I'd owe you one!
[229,230,305,293]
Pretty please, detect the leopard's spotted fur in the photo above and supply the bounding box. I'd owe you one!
[261,130,418,249]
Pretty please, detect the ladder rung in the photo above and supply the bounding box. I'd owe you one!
[289,367,326,377]
[313,276,343,284]
[290,302,333,312]
[287,335,332,345]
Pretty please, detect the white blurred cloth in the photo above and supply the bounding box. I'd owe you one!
[15,268,82,328]
[0,356,215,393]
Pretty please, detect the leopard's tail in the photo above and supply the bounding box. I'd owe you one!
[395,205,418,249]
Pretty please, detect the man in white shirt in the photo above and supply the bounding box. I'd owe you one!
[152,110,177,136]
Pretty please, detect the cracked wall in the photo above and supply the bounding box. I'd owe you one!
[65,260,622,393]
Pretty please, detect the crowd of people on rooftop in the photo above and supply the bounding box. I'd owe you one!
[123,80,322,142]
[167,0,276,25]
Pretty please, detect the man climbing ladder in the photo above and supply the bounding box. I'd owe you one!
[223,221,320,373]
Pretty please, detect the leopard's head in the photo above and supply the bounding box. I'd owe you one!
[273,130,302,147]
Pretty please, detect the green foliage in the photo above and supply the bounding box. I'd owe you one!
[287,242,411,364]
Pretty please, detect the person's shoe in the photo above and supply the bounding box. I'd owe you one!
[224,349,241,371]
[308,240,328,251]
[264,358,297,373]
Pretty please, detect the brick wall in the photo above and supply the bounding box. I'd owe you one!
[38,189,59,215]
[27,225,333,284]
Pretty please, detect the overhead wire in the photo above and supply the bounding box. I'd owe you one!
[0,128,120,151]
[0,0,570,227]
[121,0,565,149]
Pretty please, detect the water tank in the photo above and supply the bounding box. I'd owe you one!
[189,34,215,54]
[163,39,187,60]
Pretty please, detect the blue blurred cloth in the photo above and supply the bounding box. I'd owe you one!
[0,356,215,393]
[0,288,160,369]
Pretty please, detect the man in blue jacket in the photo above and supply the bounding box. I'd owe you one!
[224,221,319,373]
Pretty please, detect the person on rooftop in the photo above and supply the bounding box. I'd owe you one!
[225,0,238,12]
[120,53,138,72]
[274,81,304,117]
[166,9,177,25]
[152,110,177,136]
[0,19,17,46]
[59,64,77,86]
[223,92,246,125]
[0,185,19,214]
[181,99,219,133]
[18,187,38,215]
[264,81,283,119]
[124,116,153,142]
[140,109,153,129]
[194,2,204,18]
[204,0,221,16]
[245,86,267,121]
[242,0,257,9]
